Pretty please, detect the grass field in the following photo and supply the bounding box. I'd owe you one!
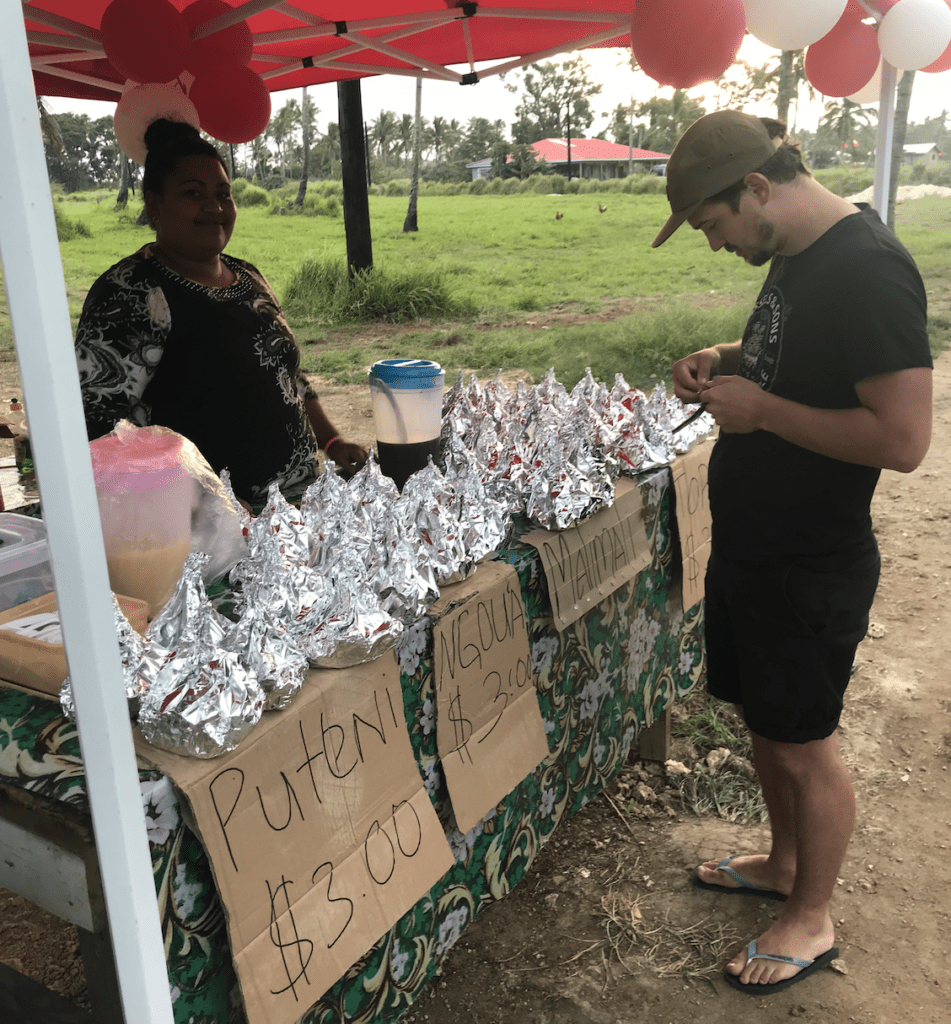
[3,188,949,392]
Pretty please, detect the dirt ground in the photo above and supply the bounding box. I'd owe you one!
[1,328,950,1024]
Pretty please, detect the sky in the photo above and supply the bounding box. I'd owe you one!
[45,34,951,146]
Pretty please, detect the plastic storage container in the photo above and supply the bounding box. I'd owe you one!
[0,513,55,613]
[90,428,194,617]
[368,359,445,490]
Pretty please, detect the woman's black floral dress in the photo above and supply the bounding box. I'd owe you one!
[75,244,320,505]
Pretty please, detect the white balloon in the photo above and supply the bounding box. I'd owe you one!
[847,60,884,105]
[743,0,848,51]
[113,82,200,165]
[878,0,951,70]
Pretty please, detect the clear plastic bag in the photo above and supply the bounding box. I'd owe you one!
[95,421,247,587]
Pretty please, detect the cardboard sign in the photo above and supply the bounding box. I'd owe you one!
[136,653,454,1024]
[523,478,653,631]
[430,561,549,833]
[671,441,713,610]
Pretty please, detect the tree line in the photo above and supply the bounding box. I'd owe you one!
[42,53,950,199]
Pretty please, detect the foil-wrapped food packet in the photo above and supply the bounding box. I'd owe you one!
[137,553,266,757]
[223,603,308,711]
[138,643,264,758]
[305,579,404,669]
[396,462,470,584]
[60,595,151,722]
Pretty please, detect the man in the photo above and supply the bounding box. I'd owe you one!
[655,111,933,995]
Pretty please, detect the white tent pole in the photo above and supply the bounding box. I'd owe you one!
[0,2,174,1022]
[872,59,898,217]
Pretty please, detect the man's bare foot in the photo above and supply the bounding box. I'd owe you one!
[696,854,794,897]
[727,912,836,987]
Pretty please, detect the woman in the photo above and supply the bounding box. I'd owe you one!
[75,118,367,508]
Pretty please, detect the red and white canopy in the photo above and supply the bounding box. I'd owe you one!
[3,5,950,1024]
[27,0,633,103]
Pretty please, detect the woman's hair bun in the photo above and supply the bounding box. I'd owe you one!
[144,117,202,153]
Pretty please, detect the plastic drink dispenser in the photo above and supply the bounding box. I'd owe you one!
[89,429,194,617]
[369,359,445,490]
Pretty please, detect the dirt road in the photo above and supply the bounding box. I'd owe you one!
[394,350,951,1024]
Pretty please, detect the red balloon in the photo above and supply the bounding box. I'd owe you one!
[101,0,189,83]
[183,0,254,77]
[631,0,746,90]
[923,0,951,71]
[189,65,271,144]
[805,13,881,96]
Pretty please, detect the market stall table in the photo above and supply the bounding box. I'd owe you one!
[0,466,703,1024]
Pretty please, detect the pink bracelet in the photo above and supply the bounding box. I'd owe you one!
[322,435,341,452]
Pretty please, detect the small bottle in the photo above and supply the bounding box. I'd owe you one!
[9,399,34,481]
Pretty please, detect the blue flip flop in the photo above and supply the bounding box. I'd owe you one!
[692,855,788,902]
[724,939,840,995]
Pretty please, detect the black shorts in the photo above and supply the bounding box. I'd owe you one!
[703,544,881,744]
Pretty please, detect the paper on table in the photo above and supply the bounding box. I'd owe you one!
[0,610,62,643]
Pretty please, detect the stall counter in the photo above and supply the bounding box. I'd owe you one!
[0,465,703,1024]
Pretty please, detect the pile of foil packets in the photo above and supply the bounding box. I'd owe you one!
[61,553,307,758]
[62,369,710,758]
[441,368,711,530]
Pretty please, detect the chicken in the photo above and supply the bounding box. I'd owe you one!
[555,211,564,220]
[598,203,607,213]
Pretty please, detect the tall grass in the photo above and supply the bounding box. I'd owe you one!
[2,186,949,391]
[295,300,751,390]
[283,255,474,325]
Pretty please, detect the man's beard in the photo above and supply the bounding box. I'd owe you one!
[742,217,777,266]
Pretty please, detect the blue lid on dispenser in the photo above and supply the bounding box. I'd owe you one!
[369,359,443,390]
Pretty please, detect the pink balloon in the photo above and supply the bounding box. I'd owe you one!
[101,0,189,84]
[805,13,881,96]
[183,0,254,76]
[189,64,271,143]
[631,0,746,90]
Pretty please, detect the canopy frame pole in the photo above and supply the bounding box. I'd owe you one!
[0,2,173,1021]
[872,60,898,217]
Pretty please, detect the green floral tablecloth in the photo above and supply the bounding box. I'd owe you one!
[0,467,703,1024]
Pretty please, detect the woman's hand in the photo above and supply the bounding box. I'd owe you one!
[326,439,369,478]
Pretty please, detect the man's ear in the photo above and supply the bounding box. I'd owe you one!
[744,172,771,205]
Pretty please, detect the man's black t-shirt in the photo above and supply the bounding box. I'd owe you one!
[708,206,932,566]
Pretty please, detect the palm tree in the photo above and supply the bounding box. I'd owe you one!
[315,121,341,178]
[295,86,316,207]
[250,136,270,181]
[115,156,134,209]
[820,98,876,164]
[267,99,301,179]
[404,78,423,233]
[37,97,63,157]
[371,110,398,167]
[887,70,916,231]
[395,113,414,169]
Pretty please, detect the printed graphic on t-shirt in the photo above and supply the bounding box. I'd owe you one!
[739,288,783,392]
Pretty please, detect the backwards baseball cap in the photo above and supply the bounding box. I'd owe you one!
[651,110,784,248]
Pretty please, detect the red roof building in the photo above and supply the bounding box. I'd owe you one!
[467,138,670,181]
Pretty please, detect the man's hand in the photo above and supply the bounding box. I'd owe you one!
[700,375,768,433]
[672,347,723,403]
[699,367,933,473]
